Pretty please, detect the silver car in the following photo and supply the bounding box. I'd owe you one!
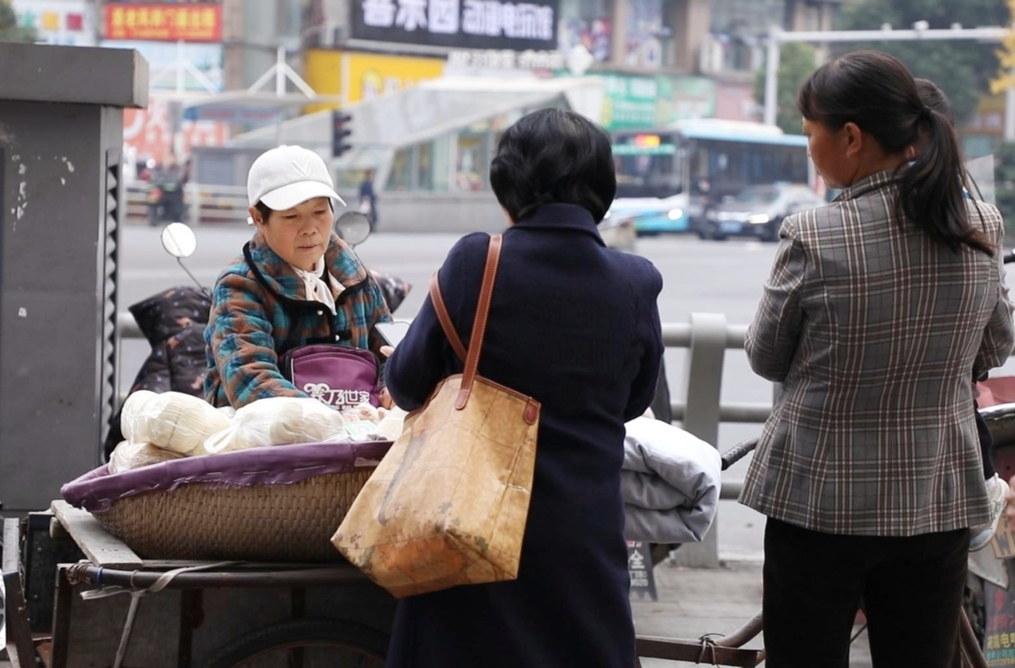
[699,183,825,242]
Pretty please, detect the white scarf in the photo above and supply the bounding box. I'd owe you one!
[292,257,343,315]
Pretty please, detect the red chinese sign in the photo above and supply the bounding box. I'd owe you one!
[104,4,222,42]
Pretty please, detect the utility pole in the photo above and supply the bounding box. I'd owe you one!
[764,24,1012,137]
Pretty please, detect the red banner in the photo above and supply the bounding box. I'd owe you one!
[123,100,227,165]
[104,4,222,42]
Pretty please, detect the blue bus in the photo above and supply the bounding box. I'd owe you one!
[609,119,813,235]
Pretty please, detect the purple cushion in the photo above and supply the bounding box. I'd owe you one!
[62,439,392,514]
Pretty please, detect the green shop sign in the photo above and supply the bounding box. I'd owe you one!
[599,73,716,130]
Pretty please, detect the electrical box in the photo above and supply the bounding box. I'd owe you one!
[0,43,148,514]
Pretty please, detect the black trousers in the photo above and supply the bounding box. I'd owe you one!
[763,517,969,668]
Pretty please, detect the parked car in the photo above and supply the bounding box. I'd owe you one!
[697,183,824,242]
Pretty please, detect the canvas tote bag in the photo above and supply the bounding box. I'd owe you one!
[332,234,540,598]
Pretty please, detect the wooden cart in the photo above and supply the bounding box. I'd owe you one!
[3,501,396,668]
[4,500,768,668]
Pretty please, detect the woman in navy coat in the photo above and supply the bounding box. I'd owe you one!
[382,108,665,667]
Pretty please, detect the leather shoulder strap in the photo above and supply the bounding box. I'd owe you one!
[429,272,467,361]
[455,234,501,409]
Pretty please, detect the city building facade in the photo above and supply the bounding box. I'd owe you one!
[9,0,845,223]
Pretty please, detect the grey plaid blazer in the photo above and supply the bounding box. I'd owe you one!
[741,169,1015,536]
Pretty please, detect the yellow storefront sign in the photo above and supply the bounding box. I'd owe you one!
[305,51,445,113]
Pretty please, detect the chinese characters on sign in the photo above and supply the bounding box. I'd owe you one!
[984,574,1015,667]
[354,0,559,52]
[447,49,563,70]
[982,516,1015,666]
[627,541,658,601]
[104,3,222,42]
[601,73,716,130]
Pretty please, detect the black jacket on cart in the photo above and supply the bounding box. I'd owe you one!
[103,286,211,458]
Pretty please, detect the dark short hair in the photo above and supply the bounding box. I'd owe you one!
[253,199,332,224]
[489,108,616,223]
[254,201,273,224]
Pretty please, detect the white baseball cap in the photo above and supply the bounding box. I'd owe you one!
[247,144,346,211]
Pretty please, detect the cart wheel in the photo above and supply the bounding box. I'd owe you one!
[204,618,388,668]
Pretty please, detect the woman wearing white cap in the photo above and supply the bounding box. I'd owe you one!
[203,144,392,409]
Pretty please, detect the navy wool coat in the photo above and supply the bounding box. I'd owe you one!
[383,203,665,668]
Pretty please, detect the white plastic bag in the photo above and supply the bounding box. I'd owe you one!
[121,390,232,456]
[108,440,185,474]
[202,396,350,454]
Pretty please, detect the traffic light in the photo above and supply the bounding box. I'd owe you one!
[331,110,352,158]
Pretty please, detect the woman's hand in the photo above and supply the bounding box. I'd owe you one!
[376,346,395,408]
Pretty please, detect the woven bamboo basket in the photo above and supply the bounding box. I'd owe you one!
[61,440,391,562]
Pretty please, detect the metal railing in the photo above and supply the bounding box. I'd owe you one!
[125,183,249,225]
[663,319,772,423]
[117,313,771,434]
[658,314,773,566]
[662,317,772,500]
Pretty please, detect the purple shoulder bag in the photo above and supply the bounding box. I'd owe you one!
[279,344,380,410]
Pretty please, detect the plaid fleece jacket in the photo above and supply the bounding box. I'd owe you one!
[741,169,1015,537]
[203,231,391,408]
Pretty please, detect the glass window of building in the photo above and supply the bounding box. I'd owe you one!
[709,0,787,73]
[415,142,434,192]
[383,103,569,193]
[624,0,664,69]
[427,134,451,192]
[387,135,452,193]
[559,0,613,63]
[455,120,491,192]
[389,147,413,192]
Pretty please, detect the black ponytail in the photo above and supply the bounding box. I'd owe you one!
[798,51,993,255]
[900,110,992,254]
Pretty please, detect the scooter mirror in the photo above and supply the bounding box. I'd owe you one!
[335,211,371,246]
[161,222,197,259]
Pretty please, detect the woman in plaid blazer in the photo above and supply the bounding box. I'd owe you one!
[741,50,1015,667]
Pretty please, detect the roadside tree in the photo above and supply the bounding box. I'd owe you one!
[835,0,1008,126]
[992,0,1015,94]
[753,42,819,135]
[0,1,36,43]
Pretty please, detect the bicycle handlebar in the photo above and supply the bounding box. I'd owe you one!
[720,438,759,471]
